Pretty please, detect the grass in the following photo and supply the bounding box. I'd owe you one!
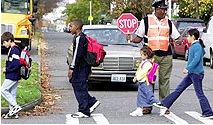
[1,60,42,107]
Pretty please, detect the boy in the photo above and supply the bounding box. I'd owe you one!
[67,19,100,118]
[1,32,22,119]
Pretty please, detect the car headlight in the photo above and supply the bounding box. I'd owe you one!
[21,30,27,35]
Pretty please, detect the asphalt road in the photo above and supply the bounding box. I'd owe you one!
[1,32,213,124]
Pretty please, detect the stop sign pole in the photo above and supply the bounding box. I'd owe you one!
[117,13,138,43]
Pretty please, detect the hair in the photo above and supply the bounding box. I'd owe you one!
[140,45,154,59]
[71,19,83,30]
[187,28,205,48]
[1,32,14,44]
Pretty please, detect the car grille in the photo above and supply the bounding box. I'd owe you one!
[1,24,15,35]
[103,57,134,70]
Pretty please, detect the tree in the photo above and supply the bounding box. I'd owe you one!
[178,0,213,23]
[37,0,63,29]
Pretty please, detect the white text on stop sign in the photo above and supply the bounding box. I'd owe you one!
[119,19,137,28]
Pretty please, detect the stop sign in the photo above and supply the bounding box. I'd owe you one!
[117,13,138,34]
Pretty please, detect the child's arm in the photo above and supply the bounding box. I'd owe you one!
[136,62,152,81]
[6,49,20,73]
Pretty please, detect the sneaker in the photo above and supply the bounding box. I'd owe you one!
[153,103,167,109]
[9,105,22,116]
[71,112,89,118]
[3,113,19,119]
[130,108,143,117]
[201,115,213,119]
[90,101,100,113]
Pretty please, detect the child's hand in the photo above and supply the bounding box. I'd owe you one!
[68,69,73,79]
[133,76,137,83]
[3,68,6,73]
[126,34,133,42]
[183,68,188,75]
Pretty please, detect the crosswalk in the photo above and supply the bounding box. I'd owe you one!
[65,111,213,124]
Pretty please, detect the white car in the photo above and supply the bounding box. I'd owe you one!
[202,16,213,68]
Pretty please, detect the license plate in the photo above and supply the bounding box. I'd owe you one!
[111,74,126,82]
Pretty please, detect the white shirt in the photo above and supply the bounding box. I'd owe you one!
[135,12,180,40]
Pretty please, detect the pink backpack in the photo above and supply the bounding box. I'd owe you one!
[84,36,106,67]
[141,60,159,85]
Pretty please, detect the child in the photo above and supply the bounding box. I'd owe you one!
[155,28,213,118]
[1,32,22,119]
[130,46,160,116]
[67,19,100,118]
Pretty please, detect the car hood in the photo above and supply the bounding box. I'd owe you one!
[104,45,141,57]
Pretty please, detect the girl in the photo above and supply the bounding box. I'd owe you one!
[130,46,160,116]
[155,28,213,118]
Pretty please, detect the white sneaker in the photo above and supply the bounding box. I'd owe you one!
[90,101,100,113]
[9,105,22,116]
[160,108,170,116]
[3,113,19,119]
[71,112,89,118]
[153,103,167,109]
[130,108,143,117]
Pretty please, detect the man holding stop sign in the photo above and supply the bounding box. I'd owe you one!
[126,0,181,115]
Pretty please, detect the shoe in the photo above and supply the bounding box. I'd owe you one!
[201,115,213,119]
[160,108,170,116]
[90,101,100,113]
[9,105,22,116]
[130,108,143,117]
[3,113,19,119]
[71,112,89,118]
[153,103,167,109]
[143,107,152,114]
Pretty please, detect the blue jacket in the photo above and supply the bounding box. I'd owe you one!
[5,45,21,80]
[186,41,205,74]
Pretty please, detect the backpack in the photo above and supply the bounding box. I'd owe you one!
[18,46,32,80]
[84,35,106,67]
[141,60,159,85]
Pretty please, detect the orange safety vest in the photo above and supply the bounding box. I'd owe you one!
[147,15,170,51]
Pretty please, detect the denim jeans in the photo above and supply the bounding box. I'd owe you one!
[161,73,213,116]
[137,81,159,107]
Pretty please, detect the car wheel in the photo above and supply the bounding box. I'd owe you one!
[210,51,213,69]
[185,48,189,61]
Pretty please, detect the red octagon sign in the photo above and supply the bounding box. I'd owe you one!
[117,13,138,34]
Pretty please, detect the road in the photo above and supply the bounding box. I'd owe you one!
[1,32,213,124]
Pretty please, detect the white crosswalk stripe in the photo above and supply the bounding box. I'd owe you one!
[65,113,109,124]
[185,111,213,124]
[163,112,189,124]
[65,114,79,124]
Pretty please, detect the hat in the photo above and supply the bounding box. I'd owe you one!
[152,0,168,9]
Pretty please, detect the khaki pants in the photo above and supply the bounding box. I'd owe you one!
[154,55,173,101]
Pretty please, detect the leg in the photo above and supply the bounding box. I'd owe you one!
[1,79,18,107]
[191,74,213,116]
[156,55,173,101]
[161,74,192,109]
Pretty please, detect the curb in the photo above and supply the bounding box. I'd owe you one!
[1,98,42,115]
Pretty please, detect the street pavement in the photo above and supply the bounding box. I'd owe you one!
[1,32,213,124]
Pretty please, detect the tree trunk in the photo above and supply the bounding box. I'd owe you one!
[194,0,199,19]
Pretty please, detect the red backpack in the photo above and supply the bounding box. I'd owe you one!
[84,35,106,67]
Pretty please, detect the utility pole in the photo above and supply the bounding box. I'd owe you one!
[90,0,92,25]
[168,0,172,20]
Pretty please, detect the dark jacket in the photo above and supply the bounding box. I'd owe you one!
[5,45,21,80]
[70,32,89,70]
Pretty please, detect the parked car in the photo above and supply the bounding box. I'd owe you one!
[202,16,213,68]
[173,18,206,33]
[171,27,204,60]
[82,25,143,83]
[64,23,71,33]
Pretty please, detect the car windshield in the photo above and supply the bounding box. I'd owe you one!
[83,28,139,47]
[178,22,204,31]
[1,0,30,14]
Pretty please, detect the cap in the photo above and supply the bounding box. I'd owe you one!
[152,0,168,9]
